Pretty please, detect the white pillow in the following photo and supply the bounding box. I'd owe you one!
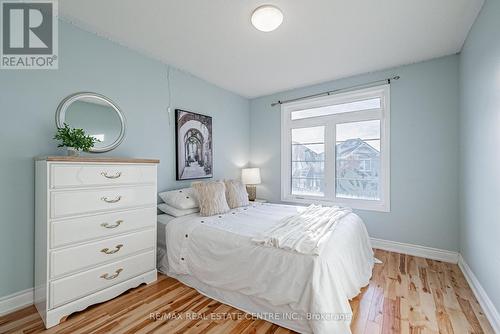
[158,188,198,210]
[192,181,230,216]
[224,179,249,209]
[157,203,199,217]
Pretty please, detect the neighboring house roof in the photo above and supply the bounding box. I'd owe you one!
[292,138,379,162]
[291,142,324,161]
[336,138,379,158]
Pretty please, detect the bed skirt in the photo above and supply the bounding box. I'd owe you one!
[157,247,312,333]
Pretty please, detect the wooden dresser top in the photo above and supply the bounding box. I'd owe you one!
[35,156,160,164]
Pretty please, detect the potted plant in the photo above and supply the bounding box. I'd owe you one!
[53,123,100,156]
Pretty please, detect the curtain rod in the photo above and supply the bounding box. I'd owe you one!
[270,76,400,107]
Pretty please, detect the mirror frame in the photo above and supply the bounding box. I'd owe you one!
[55,92,126,153]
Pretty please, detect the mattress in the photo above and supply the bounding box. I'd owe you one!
[157,213,174,248]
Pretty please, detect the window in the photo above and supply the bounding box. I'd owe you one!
[92,134,105,142]
[291,98,381,120]
[291,126,325,196]
[281,85,390,211]
[336,120,380,200]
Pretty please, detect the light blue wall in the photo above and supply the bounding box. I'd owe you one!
[250,56,460,252]
[0,22,250,297]
[459,0,500,312]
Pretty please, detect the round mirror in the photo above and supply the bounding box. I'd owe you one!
[55,92,126,153]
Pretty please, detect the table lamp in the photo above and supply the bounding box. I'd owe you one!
[241,168,261,201]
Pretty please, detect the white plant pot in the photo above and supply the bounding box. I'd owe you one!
[66,147,80,156]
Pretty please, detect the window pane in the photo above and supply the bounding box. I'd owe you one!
[291,98,380,120]
[291,178,325,196]
[291,126,325,196]
[292,144,324,162]
[336,120,381,200]
[292,162,324,178]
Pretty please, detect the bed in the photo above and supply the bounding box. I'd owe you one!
[157,202,374,334]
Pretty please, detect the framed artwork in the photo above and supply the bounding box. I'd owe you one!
[175,109,213,180]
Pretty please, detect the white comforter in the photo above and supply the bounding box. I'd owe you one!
[165,203,374,334]
[252,204,352,255]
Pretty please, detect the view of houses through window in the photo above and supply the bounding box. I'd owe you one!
[290,120,381,200]
[335,120,381,200]
[291,126,325,196]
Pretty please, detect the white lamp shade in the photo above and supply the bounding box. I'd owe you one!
[241,168,261,185]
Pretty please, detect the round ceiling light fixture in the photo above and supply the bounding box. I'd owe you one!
[251,5,283,32]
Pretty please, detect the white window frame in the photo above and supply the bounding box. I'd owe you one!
[281,84,390,212]
[359,159,371,172]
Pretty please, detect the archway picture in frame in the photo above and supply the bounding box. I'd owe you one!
[175,109,213,180]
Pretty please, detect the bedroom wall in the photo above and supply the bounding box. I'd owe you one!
[459,0,500,312]
[249,55,460,252]
[0,21,250,298]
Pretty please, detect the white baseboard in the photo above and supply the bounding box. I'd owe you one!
[458,255,500,333]
[0,288,33,316]
[370,237,459,263]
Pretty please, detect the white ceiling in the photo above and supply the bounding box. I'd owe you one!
[59,0,483,98]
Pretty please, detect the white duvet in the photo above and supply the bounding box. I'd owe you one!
[164,203,374,334]
[252,204,352,255]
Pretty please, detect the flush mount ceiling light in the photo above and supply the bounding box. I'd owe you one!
[251,5,283,32]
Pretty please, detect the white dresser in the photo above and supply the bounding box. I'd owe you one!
[34,156,159,328]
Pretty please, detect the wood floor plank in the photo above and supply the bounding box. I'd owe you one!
[367,284,385,329]
[399,295,410,334]
[351,285,374,334]
[0,250,494,334]
[431,288,454,334]
[382,297,401,334]
[456,296,483,334]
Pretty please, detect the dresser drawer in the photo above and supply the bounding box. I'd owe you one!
[50,250,155,309]
[50,207,156,248]
[50,228,155,278]
[50,164,156,189]
[50,185,156,219]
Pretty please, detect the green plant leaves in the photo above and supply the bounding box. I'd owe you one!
[53,123,100,152]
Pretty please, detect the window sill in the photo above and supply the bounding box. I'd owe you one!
[281,195,390,213]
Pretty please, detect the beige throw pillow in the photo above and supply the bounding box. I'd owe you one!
[192,181,230,216]
[224,179,250,209]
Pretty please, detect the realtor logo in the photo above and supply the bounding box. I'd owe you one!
[1,0,58,69]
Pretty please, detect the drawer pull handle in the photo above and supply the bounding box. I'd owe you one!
[101,220,123,229]
[101,244,123,254]
[100,268,123,280]
[101,171,122,179]
[101,196,122,203]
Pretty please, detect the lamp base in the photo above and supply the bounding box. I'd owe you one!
[246,185,257,201]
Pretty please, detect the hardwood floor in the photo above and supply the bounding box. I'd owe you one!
[0,249,494,334]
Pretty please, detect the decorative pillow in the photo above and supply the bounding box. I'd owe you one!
[158,188,198,210]
[157,203,199,217]
[192,181,230,216]
[224,179,250,209]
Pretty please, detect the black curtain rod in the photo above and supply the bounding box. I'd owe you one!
[270,76,400,107]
